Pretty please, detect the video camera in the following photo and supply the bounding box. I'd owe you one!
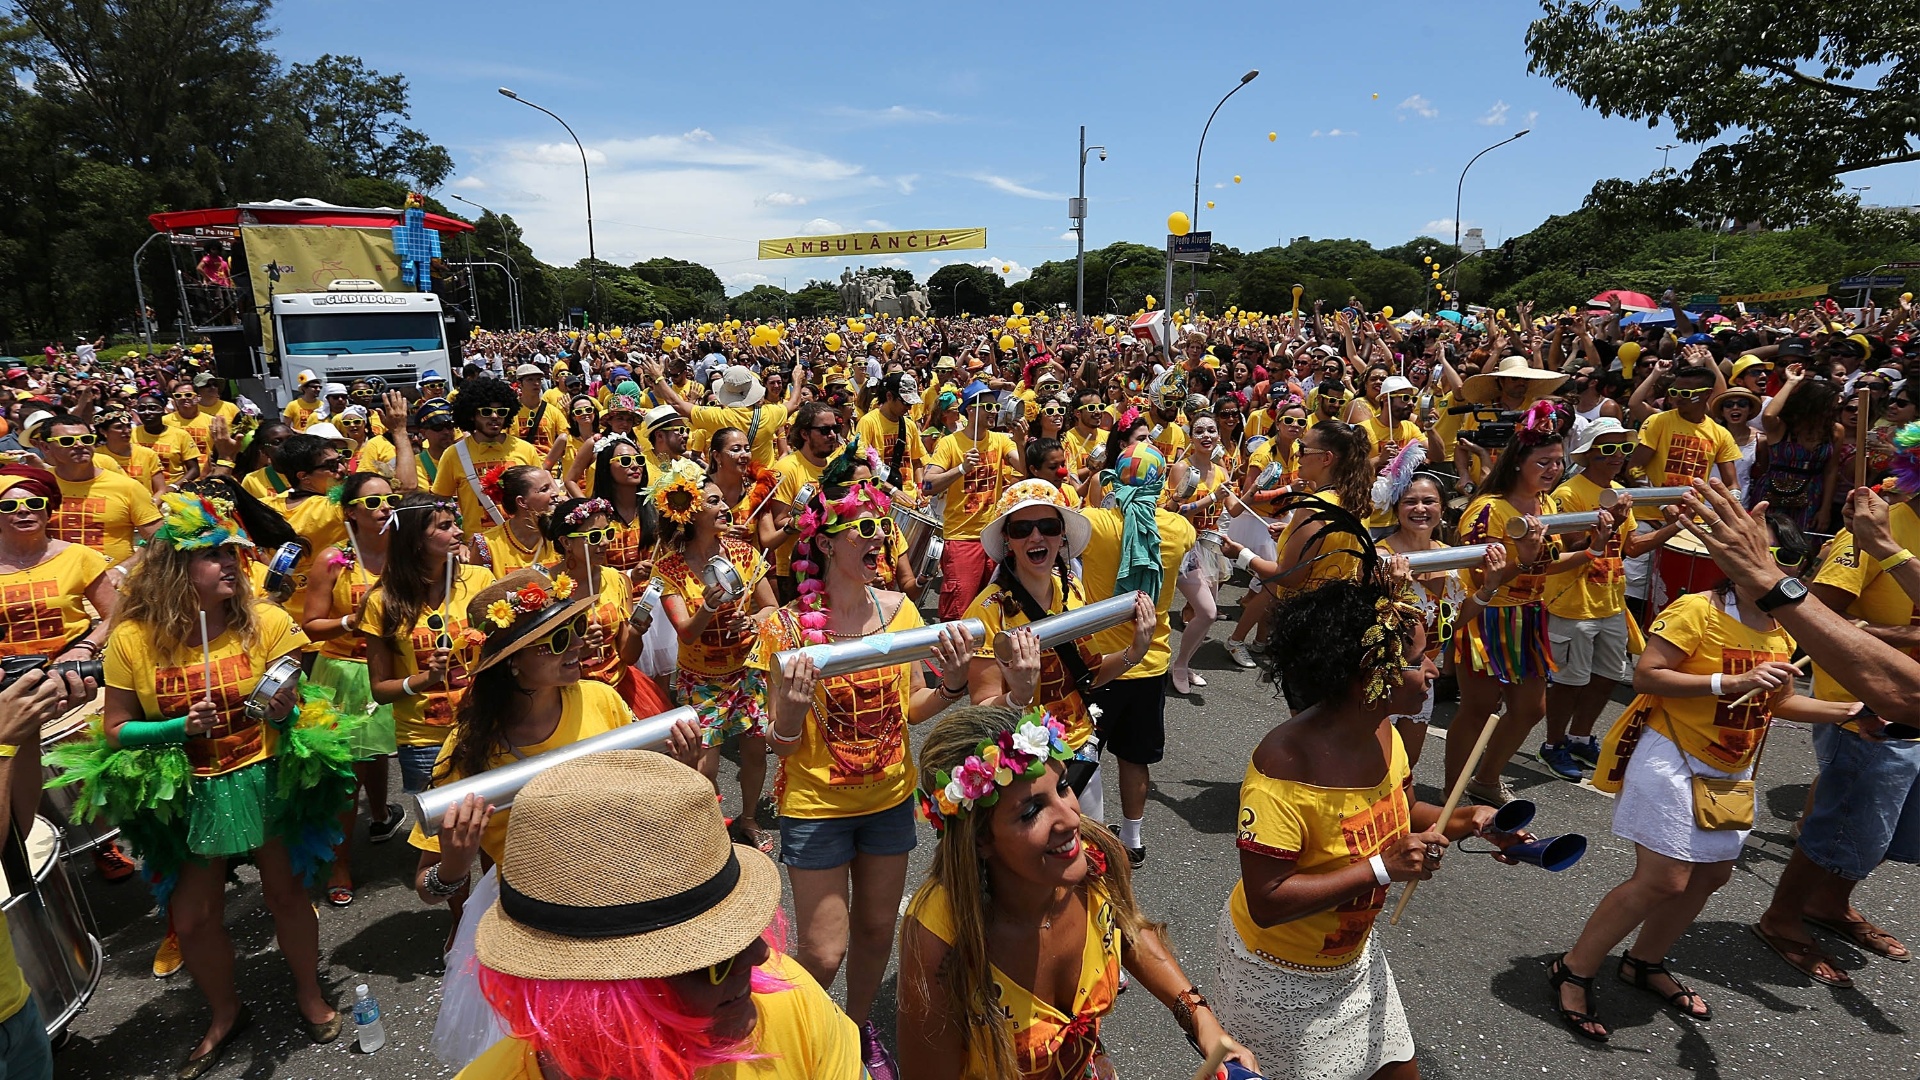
[0,654,102,692]
[1447,403,1524,449]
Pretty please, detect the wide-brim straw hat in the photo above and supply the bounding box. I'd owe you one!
[1709,386,1762,415]
[979,478,1092,563]
[1460,355,1568,404]
[466,568,600,675]
[475,750,781,980]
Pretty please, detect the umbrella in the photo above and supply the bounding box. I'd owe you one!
[1435,309,1466,325]
[1620,308,1706,326]
[1588,289,1658,312]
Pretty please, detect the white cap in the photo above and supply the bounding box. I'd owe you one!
[305,422,346,442]
[1380,375,1416,396]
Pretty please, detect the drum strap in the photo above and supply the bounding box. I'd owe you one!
[889,415,909,480]
[746,406,764,451]
[1004,571,1098,695]
[0,824,31,900]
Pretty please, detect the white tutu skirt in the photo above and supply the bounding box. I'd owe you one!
[1226,511,1277,565]
[637,587,678,677]
[433,867,508,1070]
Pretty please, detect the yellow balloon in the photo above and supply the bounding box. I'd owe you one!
[1145,294,1157,309]
[1431,270,1441,279]
[1497,308,1507,320]
[1268,132,1277,142]
[1206,200,1215,209]
[863,332,877,344]
[1381,306,1394,320]
[1001,264,1011,273]
[1423,255,1433,264]
[653,320,664,330]
[824,332,842,353]
[1372,92,1379,100]
[1233,175,1242,184]
[998,334,1015,351]
[1104,324,1117,335]
[1012,301,1024,316]
[1905,292,1915,304]
[1167,211,1191,237]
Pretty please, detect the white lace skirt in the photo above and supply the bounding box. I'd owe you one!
[1212,899,1415,1080]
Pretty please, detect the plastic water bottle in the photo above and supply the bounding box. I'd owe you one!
[353,983,386,1053]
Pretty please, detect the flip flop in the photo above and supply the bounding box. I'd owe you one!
[326,886,354,908]
[1805,914,1912,962]
[1749,923,1852,987]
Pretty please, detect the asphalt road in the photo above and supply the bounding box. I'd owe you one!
[45,582,1920,1080]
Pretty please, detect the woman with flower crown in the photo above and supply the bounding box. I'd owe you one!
[897,704,1259,1080]
[761,440,978,1078]
[538,496,672,719]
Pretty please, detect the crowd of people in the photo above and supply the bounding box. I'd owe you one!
[3,287,1919,1079]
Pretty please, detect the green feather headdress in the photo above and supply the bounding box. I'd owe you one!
[153,492,254,551]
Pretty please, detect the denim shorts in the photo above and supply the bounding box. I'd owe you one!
[778,797,917,870]
[1799,726,1920,881]
[397,743,443,794]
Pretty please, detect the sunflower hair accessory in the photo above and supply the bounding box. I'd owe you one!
[561,497,613,529]
[652,472,705,525]
[153,492,253,551]
[483,573,578,629]
[914,706,1073,834]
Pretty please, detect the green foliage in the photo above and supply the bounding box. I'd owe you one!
[728,284,794,321]
[283,54,452,190]
[926,264,1007,316]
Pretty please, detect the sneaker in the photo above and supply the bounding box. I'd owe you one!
[1226,641,1257,669]
[92,841,137,884]
[152,931,183,979]
[1126,845,1146,870]
[1537,742,1586,782]
[1566,738,1602,770]
[1464,778,1518,807]
[859,1020,898,1080]
[367,803,406,843]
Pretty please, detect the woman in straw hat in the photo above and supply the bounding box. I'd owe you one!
[410,568,700,1068]
[455,750,862,1080]
[897,704,1258,1080]
[762,444,976,1077]
[1708,386,1764,503]
[67,492,358,1077]
[1453,355,1567,495]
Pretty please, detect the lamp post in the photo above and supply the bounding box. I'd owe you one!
[498,87,597,310]
[1188,70,1259,305]
[1102,256,1132,313]
[1070,126,1107,318]
[1452,128,1528,306]
[952,277,974,317]
[1656,142,1678,174]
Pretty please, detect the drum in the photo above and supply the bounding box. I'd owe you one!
[892,504,943,589]
[38,710,118,857]
[917,536,945,607]
[245,654,304,723]
[2,815,103,1037]
[1657,531,1725,608]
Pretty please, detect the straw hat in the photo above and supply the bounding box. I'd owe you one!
[465,569,599,675]
[1460,355,1568,404]
[980,478,1091,563]
[1708,386,1762,415]
[475,750,781,980]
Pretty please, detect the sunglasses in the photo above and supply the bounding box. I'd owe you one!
[808,425,843,436]
[1041,405,1066,416]
[1278,416,1307,428]
[571,406,598,417]
[1771,545,1808,568]
[0,496,49,513]
[1667,387,1711,401]
[531,613,591,655]
[47,433,97,447]
[475,407,514,418]
[1005,516,1064,540]
[424,611,453,651]
[1589,441,1635,457]
[825,516,894,539]
[315,457,347,472]
[349,493,400,510]
[568,527,613,545]
[610,454,645,469]
[1078,403,1104,412]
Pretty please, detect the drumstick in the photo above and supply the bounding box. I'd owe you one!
[197,608,215,729]
[1854,396,1871,490]
[1724,654,1813,709]
[1390,714,1500,925]
[1190,1036,1244,1080]
[443,549,455,619]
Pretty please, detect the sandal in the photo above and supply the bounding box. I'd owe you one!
[1749,923,1852,987]
[326,885,354,908]
[1805,914,1911,962]
[1618,954,1711,1021]
[1546,954,1609,1042]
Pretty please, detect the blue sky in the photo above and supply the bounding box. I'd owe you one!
[271,0,1920,294]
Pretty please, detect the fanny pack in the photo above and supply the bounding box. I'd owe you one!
[1660,715,1770,832]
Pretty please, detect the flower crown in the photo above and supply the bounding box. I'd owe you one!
[652,471,706,525]
[561,498,613,530]
[483,573,578,630]
[154,493,253,551]
[914,707,1073,834]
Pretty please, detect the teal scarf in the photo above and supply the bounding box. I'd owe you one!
[1100,469,1164,601]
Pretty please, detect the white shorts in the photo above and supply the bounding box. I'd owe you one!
[1548,611,1630,688]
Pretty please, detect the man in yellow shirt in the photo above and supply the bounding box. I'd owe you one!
[510,362,566,459]
[1628,365,1741,511]
[924,383,1018,620]
[432,378,543,531]
[649,361,805,468]
[165,382,226,466]
[1061,386,1107,482]
[132,393,200,488]
[282,371,325,431]
[42,414,162,567]
[855,372,926,499]
[758,400,842,603]
[191,371,240,426]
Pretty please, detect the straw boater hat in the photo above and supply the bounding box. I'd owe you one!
[980,478,1091,563]
[465,569,599,675]
[475,750,781,980]
[1460,355,1568,404]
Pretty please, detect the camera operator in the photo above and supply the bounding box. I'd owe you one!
[1452,356,1567,495]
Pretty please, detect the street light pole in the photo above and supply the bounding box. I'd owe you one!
[1187,70,1259,308]
[1656,142,1678,174]
[1102,256,1131,313]
[1071,126,1106,318]
[1452,128,1529,307]
[498,87,597,312]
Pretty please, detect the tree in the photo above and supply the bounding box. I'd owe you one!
[926,264,1007,316]
[728,284,793,321]
[283,54,453,190]
[1526,0,1920,223]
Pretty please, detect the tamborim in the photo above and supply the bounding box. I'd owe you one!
[244,654,304,723]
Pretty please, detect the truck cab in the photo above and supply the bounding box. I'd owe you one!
[269,280,450,407]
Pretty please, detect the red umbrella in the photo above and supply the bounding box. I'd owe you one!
[1587,289,1658,312]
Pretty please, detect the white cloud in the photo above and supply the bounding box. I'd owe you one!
[1310,128,1357,138]
[893,175,919,195]
[726,271,773,289]
[682,128,715,142]
[1478,100,1511,126]
[1420,218,1465,236]
[756,191,808,207]
[828,104,949,124]
[799,218,845,235]
[973,174,1066,201]
[1523,110,1539,127]
[861,219,891,230]
[1058,230,1080,241]
[451,176,488,190]
[1397,94,1438,119]
[966,256,1031,282]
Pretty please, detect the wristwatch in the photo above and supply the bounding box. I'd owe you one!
[1753,575,1809,613]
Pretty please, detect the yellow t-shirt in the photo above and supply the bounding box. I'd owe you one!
[0,911,27,1025]
[476,524,554,580]
[452,952,860,1080]
[1150,419,1188,463]
[1458,493,1561,607]
[692,402,790,467]
[1431,391,1464,462]
[362,564,497,746]
[354,435,400,481]
[576,566,636,688]
[283,396,324,432]
[317,553,378,662]
[757,596,923,819]
[1078,506,1195,678]
[265,490,349,626]
[908,878,1122,1080]
[101,441,164,489]
[432,436,543,532]
[0,543,107,657]
[1644,591,1794,771]
[50,469,162,564]
[856,408,926,487]
[512,401,568,458]
[134,424,198,485]
[656,540,767,677]
[1270,489,1361,597]
[1810,501,1920,701]
[1229,733,1412,969]
[767,452,828,576]
[964,577,1099,749]
[408,679,635,862]
[1061,426,1103,479]
[1359,417,1425,529]
[1545,474,1631,620]
[929,430,1018,541]
[241,466,284,501]
[1635,410,1740,521]
[1245,438,1299,512]
[1168,460,1230,534]
[165,410,218,463]
[104,602,309,776]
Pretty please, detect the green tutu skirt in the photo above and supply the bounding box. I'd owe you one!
[310,654,397,759]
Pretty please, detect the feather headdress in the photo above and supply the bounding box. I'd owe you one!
[1371,440,1430,515]
[1890,420,1920,495]
[153,493,253,551]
